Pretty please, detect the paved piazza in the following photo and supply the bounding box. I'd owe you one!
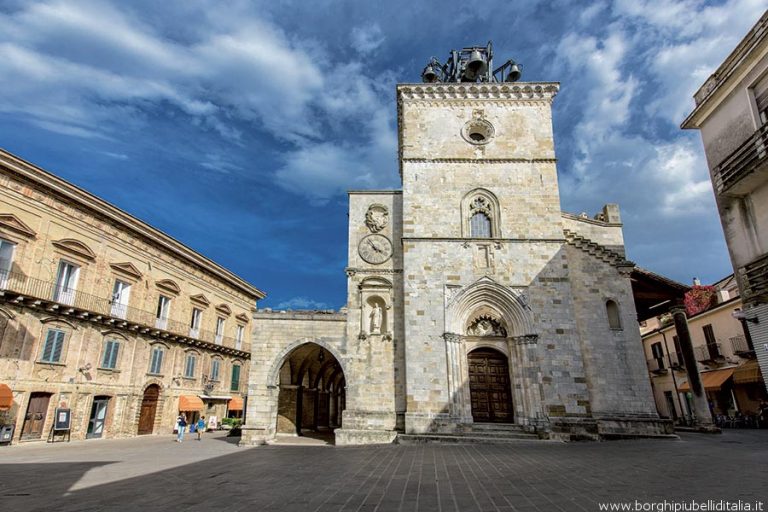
[0,431,766,512]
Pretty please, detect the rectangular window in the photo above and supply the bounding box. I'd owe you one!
[189,308,202,338]
[211,359,220,381]
[230,364,241,391]
[673,335,685,367]
[184,353,196,378]
[235,325,244,350]
[101,339,120,369]
[41,328,66,363]
[155,295,171,329]
[110,280,131,319]
[0,238,15,288]
[149,346,164,374]
[702,324,720,358]
[215,317,225,345]
[53,260,80,306]
[651,342,665,369]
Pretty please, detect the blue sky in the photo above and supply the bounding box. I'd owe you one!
[0,0,764,309]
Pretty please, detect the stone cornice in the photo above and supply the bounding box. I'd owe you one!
[397,82,560,102]
[0,148,265,300]
[561,211,621,228]
[403,158,557,165]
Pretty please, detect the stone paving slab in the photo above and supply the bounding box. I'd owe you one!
[0,430,766,511]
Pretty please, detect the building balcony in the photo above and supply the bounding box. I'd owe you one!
[695,343,726,364]
[730,334,755,358]
[713,123,768,196]
[647,358,668,375]
[0,270,248,358]
[668,352,686,370]
[739,252,768,302]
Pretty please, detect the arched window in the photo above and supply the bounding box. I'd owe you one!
[470,212,492,238]
[606,300,622,330]
[461,189,501,238]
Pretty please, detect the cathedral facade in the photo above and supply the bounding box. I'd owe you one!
[241,82,672,445]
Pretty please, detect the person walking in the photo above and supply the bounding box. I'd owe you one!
[196,416,206,441]
[176,413,187,442]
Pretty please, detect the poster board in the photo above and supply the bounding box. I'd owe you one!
[54,408,71,431]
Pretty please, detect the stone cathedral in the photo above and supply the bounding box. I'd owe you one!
[241,60,671,445]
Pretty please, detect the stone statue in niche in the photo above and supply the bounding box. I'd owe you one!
[369,303,383,334]
[466,315,507,337]
[365,204,389,233]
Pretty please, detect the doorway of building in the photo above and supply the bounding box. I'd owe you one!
[86,396,110,439]
[21,392,52,439]
[275,342,345,441]
[468,348,513,423]
[137,385,160,435]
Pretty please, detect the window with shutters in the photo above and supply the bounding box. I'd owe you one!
[40,328,66,363]
[149,345,164,375]
[211,358,221,381]
[753,72,768,126]
[100,339,120,369]
[53,260,80,306]
[0,238,15,289]
[155,295,171,330]
[230,364,241,391]
[235,325,244,350]
[702,324,720,358]
[606,300,622,330]
[184,353,197,378]
[189,308,202,338]
[673,335,685,367]
[651,341,665,369]
[215,317,225,345]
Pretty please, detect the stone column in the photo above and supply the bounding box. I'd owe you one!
[443,332,471,423]
[671,305,716,429]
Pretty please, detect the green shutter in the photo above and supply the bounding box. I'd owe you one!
[109,341,119,368]
[51,330,65,362]
[42,329,57,361]
[231,365,240,391]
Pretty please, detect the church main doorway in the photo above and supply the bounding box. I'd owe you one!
[468,348,513,423]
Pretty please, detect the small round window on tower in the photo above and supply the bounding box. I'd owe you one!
[462,119,495,145]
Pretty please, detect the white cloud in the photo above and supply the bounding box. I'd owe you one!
[350,23,385,54]
[274,296,331,310]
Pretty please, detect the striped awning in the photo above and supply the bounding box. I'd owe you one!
[228,396,244,411]
[678,367,735,392]
[178,395,204,412]
[0,384,12,411]
[733,359,763,384]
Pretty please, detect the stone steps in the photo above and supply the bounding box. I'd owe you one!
[396,423,544,445]
[396,433,542,445]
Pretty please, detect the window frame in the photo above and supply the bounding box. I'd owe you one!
[606,299,623,330]
[53,259,80,305]
[149,345,165,375]
[230,363,241,391]
[235,325,244,350]
[0,238,15,286]
[210,358,221,382]
[184,352,197,379]
[40,328,67,363]
[215,317,225,345]
[100,339,120,369]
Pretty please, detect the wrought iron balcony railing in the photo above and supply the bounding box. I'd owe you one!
[730,334,754,357]
[647,357,668,374]
[0,270,247,357]
[695,342,724,363]
[739,252,768,302]
[713,123,768,195]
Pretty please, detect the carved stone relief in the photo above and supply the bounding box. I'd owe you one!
[466,315,507,337]
[365,204,389,233]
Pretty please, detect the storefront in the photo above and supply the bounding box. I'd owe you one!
[178,395,204,430]
[199,395,230,429]
[227,396,243,419]
[732,360,768,417]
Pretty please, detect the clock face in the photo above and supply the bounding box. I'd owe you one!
[358,234,393,265]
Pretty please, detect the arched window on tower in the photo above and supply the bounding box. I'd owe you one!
[470,212,492,238]
[606,300,622,330]
[462,189,501,238]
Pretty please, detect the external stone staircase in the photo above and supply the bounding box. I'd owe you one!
[562,229,635,268]
[396,423,547,445]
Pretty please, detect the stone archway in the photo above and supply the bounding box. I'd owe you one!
[274,342,346,440]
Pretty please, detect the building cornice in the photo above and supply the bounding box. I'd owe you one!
[396,82,560,102]
[403,158,557,164]
[682,11,768,129]
[0,148,265,301]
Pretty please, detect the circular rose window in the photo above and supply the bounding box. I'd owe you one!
[461,119,495,145]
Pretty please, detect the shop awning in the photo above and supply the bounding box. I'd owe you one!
[0,384,13,411]
[198,395,232,401]
[228,396,244,411]
[678,367,735,392]
[179,395,204,411]
[733,359,763,384]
